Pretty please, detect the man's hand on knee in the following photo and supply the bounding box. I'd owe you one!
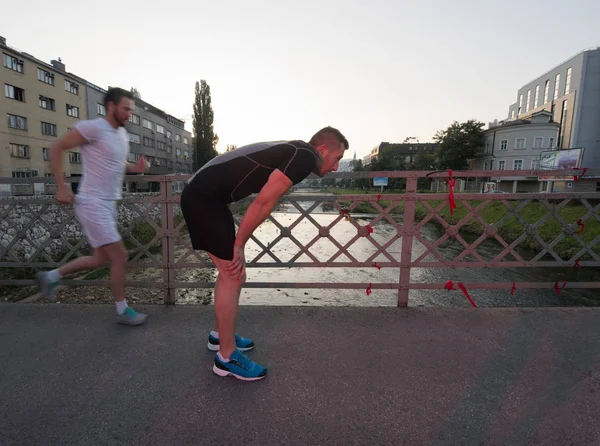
[225,245,246,281]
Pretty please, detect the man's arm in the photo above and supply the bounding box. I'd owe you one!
[50,128,87,194]
[234,169,293,248]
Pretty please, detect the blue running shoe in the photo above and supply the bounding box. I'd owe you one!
[207,333,254,352]
[116,307,148,326]
[213,350,267,381]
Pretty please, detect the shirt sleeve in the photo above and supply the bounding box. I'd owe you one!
[278,147,318,184]
[73,119,101,145]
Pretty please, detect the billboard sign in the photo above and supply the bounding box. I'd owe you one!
[373,177,388,186]
[538,148,584,180]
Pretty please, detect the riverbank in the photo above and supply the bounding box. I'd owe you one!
[326,188,600,260]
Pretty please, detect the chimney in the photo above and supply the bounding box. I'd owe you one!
[50,58,66,72]
[0,36,6,46]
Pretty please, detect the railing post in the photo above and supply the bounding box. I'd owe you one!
[398,177,417,307]
[161,176,176,305]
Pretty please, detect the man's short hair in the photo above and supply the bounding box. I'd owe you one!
[309,126,349,152]
[104,87,134,109]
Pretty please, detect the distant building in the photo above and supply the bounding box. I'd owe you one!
[0,35,193,195]
[373,142,438,166]
[473,111,559,193]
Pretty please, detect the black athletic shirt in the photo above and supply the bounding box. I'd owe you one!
[186,140,318,203]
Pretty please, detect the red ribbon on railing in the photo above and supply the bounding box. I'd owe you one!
[574,168,589,182]
[365,225,374,234]
[444,280,455,291]
[510,282,516,295]
[571,259,581,270]
[377,193,381,201]
[576,219,585,234]
[366,283,373,295]
[372,262,381,270]
[457,282,478,307]
[555,281,567,294]
[448,169,457,216]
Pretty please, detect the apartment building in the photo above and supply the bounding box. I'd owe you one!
[1,36,194,195]
[1,36,87,194]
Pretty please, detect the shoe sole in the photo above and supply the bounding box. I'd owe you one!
[117,315,148,326]
[207,342,254,352]
[212,364,267,381]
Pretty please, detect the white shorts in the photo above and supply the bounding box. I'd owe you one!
[74,196,121,249]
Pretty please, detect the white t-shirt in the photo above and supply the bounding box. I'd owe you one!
[73,118,129,200]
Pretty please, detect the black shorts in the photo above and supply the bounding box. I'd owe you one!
[180,185,235,261]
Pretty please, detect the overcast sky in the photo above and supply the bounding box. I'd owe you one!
[2,0,598,158]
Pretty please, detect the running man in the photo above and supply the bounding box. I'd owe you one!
[37,87,149,326]
[181,126,349,380]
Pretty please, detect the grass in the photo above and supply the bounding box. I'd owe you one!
[325,188,600,259]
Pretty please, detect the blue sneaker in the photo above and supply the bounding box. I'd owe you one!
[36,271,59,300]
[116,307,148,326]
[213,350,267,381]
[207,333,254,352]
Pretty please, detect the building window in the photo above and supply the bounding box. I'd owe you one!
[565,67,572,95]
[526,90,531,112]
[97,103,106,116]
[44,173,53,178]
[553,73,560,100]
[69,152,82,164]
[167,146,172,154]
[143,137,155,148]
[184,150,189,159]
[3,53,24,73]
[43,147,49,161]
[543,80,550,104]
[128,152,140,162]
[5,84,25,101]
[515,138,526,149]
[485,142,490,153]
[513,160,523,170]
[559,100,568,147]
[176,148,182,157]
[498,160,505,170]
[12,171,33,178]
[156,124,165,134]
[129,114,140,125]
[518,94,523,115]
[39,95,55,111]
[157,141,166,150]
[184,137,189,145]
[128,133,140,144]
[41,121,57,136]
[500,140,508,151]
[65,79,79,95]
[511,110,515,120]
[175,134,181,142]
[10,144,30,158]
[534,85,540,108]
[532,160,540,170]
[533,137,543,149]
[142,118,153,130]
[167,130,172,138]
[66,104,80,118]
[549,137,555,148]
[7,114,27,131]
[37,68,54,85]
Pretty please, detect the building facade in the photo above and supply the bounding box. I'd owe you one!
[1,36,193,195]
[506,48,600,169]
[474,111,560,193]
[1,36,87,194]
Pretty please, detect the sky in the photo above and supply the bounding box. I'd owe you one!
[2,0,598,159]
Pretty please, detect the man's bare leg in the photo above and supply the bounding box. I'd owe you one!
[207,253,245,358]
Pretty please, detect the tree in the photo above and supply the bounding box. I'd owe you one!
[413,153,436,171]
[226,144,238,152]
[130,87,141,99]
[192,80,218,170]
[433,120,485,170]
[368,147,407,190]
[351,159,370,189]
[403,136,419,143]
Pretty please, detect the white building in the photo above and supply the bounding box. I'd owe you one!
[474,111,559,193]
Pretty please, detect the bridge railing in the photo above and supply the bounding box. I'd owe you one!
[1,170,599,306]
